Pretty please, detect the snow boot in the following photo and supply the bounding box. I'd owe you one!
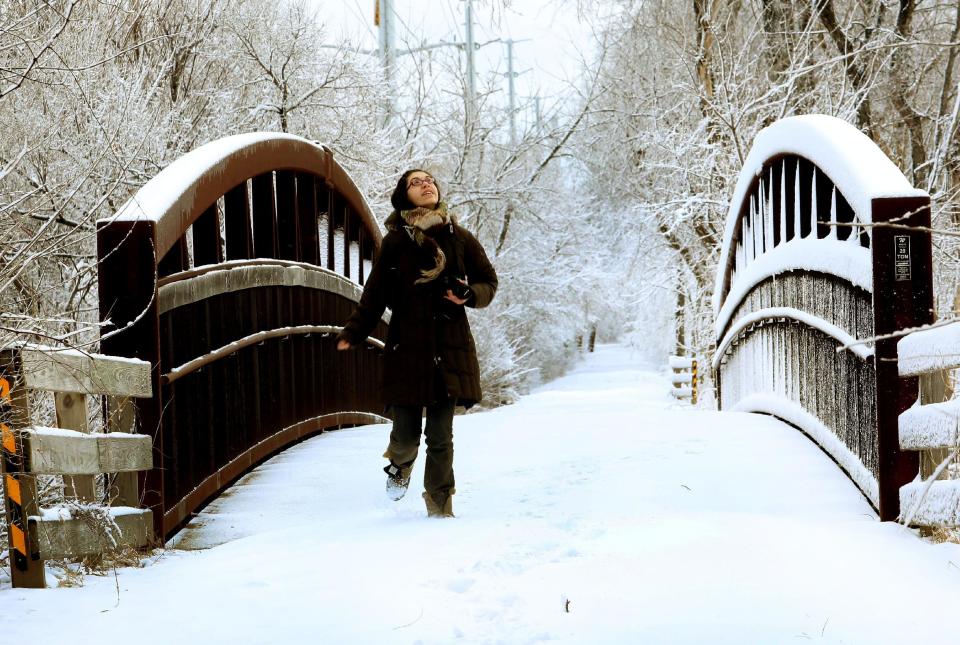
[384,461,412,501]
[423,491,454,518]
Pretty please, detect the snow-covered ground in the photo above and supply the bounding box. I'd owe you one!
[3,344,960,643]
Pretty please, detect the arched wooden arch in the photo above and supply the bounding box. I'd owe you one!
[96,134,389,539]
[713,115,933,519]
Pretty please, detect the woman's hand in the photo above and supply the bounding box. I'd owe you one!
[444,278,471,305]
[337,339,351,350]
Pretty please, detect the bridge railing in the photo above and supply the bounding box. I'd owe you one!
[96,134,389,540]
[1,345,153,588]
[714,115,933,520]
[897,323,960,527]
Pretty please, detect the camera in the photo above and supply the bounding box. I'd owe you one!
[441,275,472,301]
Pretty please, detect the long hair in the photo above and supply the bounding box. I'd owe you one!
[390,169,442,211]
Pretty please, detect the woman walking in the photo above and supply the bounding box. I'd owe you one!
[336,169,498,518]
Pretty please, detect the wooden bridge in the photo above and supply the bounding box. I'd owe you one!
[3,119,959,589]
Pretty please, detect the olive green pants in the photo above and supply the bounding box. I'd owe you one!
[385,399,456,504]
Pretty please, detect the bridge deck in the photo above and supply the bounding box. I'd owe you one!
[4,345,960,642]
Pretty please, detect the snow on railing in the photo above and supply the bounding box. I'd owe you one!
[714,114,926,328]
[1,344,154,589]
[897,321,960,377]
[669,355,698,404]
[897,323,960,527]
[101,132,381,261]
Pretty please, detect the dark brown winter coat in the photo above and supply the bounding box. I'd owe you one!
[338,210,498,407]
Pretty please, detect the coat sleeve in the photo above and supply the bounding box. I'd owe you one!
[338,237,393,346]
[462,229,498,309]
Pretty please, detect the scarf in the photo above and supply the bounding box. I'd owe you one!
[400,201,451,284]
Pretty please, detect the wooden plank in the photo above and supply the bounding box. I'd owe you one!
[157,263,364,315]
[56,391,96,502]
[30,507,153,559]
[25,427,152,475]
[900,479,960,527]
[22,346,152,398]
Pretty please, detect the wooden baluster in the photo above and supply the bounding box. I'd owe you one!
[327,190,336,270]
[298,174,319,266]
[192,203,223,267]
[224,181,253,260]
[252,172,278,259]
[343,206,351,280]
[276,170,298,261]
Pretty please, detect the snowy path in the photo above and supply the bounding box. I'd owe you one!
[4,344,960,643]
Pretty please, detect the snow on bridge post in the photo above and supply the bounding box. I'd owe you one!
[713,115,931,521]
[871,195,932,520]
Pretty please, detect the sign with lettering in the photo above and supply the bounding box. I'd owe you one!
[895,235,911,282]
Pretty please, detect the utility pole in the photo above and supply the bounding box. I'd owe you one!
[463,0,477,125]
[506,38,516,144]
[376,0,396,125]
[502,39,530,145]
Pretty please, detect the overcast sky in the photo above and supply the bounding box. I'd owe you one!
[307,0,596,112]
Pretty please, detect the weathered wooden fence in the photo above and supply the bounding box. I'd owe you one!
[1,345,154,588]
[896,319,960,527]
[96,133,389,541]
[713,115,932,521]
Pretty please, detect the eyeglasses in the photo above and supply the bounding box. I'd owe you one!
[408,176,435,188]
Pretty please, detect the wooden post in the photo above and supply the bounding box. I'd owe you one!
[56,392,96,502]
[691,359,698,405]
[871,195,932,521]
[224,181,254,260]
[919,371,951,480]
[106,395,140,506]
[97,219,163,541]
[1,349,46,588]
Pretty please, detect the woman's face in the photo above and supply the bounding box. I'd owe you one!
[406,171,439,208]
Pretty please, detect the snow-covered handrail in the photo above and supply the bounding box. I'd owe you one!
[99,132,381,261]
